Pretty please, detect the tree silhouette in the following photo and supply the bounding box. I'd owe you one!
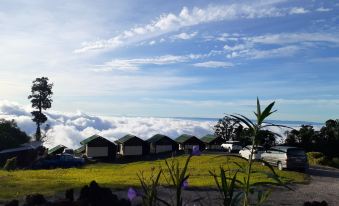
[28,77,53,141]
[214,116,243,142]
[0,119,30,150]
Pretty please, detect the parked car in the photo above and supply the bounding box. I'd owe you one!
[63,148,74,155]
[261,146,308,171]
[33,153,85,169]
[239,145,264,159]
[221,141,242,153]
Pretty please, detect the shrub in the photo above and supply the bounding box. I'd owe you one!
[307,152,326,165]
[3,157,17,171]
[330,157,339,168]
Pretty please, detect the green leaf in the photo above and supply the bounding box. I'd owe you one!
[256,97,261,118]
[258,101,276,124]
[230,114,255,130]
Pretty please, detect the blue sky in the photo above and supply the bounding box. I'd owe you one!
[0,0,338,122]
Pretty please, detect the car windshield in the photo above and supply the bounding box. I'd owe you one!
[287,148,306,156]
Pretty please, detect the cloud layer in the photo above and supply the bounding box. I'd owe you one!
[0,100,323,150]
[0,100,214,149]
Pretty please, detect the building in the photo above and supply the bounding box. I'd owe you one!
[116,134,147,156]
[175,134,205,152]
[80,134,117,161]
[74,145,85,156]
[200,134,224,150]
[48,144,67,155]
[0,141,44,168]
[147,134,178,154]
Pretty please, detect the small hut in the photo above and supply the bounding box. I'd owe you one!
[116,134,146,156]
[201,134,224,150]
[74,145,85,156]
[147,134,178,154]
[175,134,205,152]
[80,134,117,161]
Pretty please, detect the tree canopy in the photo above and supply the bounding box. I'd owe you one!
[0,119,30,151]
[285,119,339,157]
[28,77,53,141]
[214,116,243,142]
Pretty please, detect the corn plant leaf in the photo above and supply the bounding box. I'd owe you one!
[230,114,255,130]
[258,101,276,124]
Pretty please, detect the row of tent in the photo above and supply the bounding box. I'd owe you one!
[48,133,224,161]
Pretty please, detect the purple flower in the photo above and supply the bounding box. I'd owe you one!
[182,179,189,189]
[192,145,201,156]
[127,187,137,201]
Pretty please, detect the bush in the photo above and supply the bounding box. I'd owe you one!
[307,152,339,168]
[307,152,326,165]
[330,157,339,168]
[3,157,17,171]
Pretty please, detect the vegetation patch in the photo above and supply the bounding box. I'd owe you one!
[307,152,339,168]
[0,154,307,201]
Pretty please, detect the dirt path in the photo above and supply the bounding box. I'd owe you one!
[266,165,339,206]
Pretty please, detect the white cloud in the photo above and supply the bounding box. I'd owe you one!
[74,1,294,53]
[248,45,300,59]
[289,7,309,14]
[0,100,215,149]
[316,7,332,12]
[221,32,339,59]
[93,54,207,72]
[149,40,156,45]
[249,33,339,45]
[193,61,233,68]
[172,32,198,40]
[0,99,331,149]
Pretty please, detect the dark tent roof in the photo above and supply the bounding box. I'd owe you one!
[175,134,196,143]
[200,134,218,143]
[74,145,85,154]
[116,134,143,144]
[48,144,67,154]
[80,134,116,145]
[147,134,176,144]
[0,141,43,154]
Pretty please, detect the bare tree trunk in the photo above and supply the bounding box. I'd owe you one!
[36,123,41,141]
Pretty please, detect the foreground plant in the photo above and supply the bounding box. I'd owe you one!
[136,168,169,206]
[230,97,289,206]
[210,166,240,206]
[163,155,191,206]
[211,98,290,206]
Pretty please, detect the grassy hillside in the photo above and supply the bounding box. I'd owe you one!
[0,154,307,201]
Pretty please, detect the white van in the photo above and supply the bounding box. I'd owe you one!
[221,141,242,153]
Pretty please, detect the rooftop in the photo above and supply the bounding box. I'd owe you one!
[116,134,142,144]
[200,134,218,143]
[175,134,196,143]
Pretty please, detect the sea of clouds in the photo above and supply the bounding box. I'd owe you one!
[0,100,216,149]
[0,100,320,149]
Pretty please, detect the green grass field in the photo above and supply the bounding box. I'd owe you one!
[0,154,308,201]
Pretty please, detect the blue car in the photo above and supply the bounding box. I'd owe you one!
[34,154,85,169]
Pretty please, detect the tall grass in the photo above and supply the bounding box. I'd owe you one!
[0,155,306,201]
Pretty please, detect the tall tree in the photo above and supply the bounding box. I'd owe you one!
[28,77,53,141]
[214,116,243,142]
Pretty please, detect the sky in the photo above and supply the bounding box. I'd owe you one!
[0,0,339,122]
